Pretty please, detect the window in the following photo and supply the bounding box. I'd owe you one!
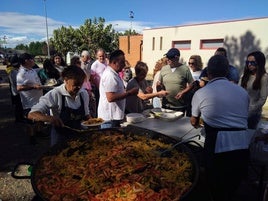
[152,37,155,50]
[200,39,224,49]
[173,40,191,50]
[160,36,163,50]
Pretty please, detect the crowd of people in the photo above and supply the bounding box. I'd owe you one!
[4,46,268,201]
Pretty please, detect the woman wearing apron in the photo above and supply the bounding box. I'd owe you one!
[28,66,91,146]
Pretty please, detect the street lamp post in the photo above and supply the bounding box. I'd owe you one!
[43,0,50,58]
[129,11,134,34]
[3,36,7,57]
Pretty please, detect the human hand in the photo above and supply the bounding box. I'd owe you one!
[175,91,184,99]
[157,90,169,98]
[127,87,139,96]
[50,116,64,127]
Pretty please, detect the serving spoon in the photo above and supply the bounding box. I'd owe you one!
[159,129,201,157]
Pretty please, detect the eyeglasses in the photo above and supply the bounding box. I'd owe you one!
[246,60,257,66]
[188,62,195,65]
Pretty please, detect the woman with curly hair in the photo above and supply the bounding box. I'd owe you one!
[151,57,168,108]
[239,50,268,129]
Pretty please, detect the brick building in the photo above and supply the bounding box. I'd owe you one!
[119,35,143,67]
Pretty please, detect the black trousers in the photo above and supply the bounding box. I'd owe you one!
[204,123,249,201]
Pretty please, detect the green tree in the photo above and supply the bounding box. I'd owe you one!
[51,17,119,57]
[224,30,262,74]
[50,26,78,57]
[41,41,49,55]
[28,41,44,56]
[120,29,139,36]
[15,44,28,52]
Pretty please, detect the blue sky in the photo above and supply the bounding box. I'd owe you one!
[1,0,267,47]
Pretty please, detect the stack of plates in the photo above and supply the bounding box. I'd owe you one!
[126,113,145,123]
[150,108,184,121]
[151,108,173,113]
[158,112,184,121]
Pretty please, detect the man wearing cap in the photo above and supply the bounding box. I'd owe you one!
[158,48,194,112]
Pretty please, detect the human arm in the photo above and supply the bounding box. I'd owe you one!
[175,66,195,99]
[190,116,200,128]
[175,82,194,99]
[190,91,202,128]
[28,111,64,127]
[106,87,139,102]
[27,88,64,127]
[250,74,268,113]
[16,69,43,91]
[17,84,43,91]
[137,90,169,100]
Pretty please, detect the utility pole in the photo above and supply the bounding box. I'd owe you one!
[43,0,50,58]
[128,11,134,54]
[3,36,7,57]
[129,11,134,34]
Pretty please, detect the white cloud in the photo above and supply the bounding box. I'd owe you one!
[106,20,153,33]
[0,12,153,48]
[0,12,66,47]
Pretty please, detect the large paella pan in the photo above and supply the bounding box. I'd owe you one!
[30,126,199,201]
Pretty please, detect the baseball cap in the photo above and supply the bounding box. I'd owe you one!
[164,48,180,59]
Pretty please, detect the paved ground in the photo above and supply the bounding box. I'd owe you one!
[0,66,265,201]
[0,68,50,200]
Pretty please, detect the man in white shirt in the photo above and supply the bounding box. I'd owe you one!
[98,50,138,127]
[17,53,44,143]
[17,53,43,116]
[90,48,107,111]
[91,48,107,89]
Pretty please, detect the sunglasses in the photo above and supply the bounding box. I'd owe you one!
[246,60,257,66]
[188,62,195,65]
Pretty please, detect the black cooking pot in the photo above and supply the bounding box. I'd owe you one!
[14,126,199,201]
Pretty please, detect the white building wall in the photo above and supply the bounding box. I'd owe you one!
[143,17,268,75]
